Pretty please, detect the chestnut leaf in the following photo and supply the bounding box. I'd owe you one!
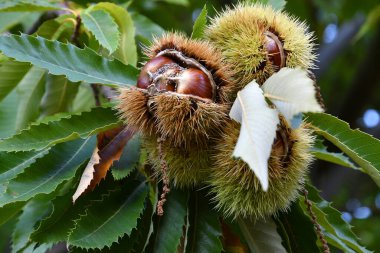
[230,81,279,191]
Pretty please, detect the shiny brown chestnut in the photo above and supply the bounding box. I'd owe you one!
[264,31,286,70]
[136,49,216,100]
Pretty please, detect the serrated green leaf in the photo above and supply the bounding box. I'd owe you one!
[0,34,139,87]
[68,181,148,249]
[191,5,207,39]
[0,61,31,102]
[31,174,116,244]
[311,139,360,170]
[0,106,121,152]
[300,184,372,253]
[275,201,320,253]
[150,188,188,253]
[0,0,62,12]
[306,112,380,187]
[0,202,25,227]
[0,149,50,185]
[185,191,223,253]
[91,3,137,66]
[0,137,95,207]
[40,75,79,118]
[11,199,51,253]
[111,133,141,180]
[82,9,120,54]
[15,66,46,130]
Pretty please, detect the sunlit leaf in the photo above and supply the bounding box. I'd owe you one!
[91,3,137,66]
[237,217,286,253]
[262,68,323,121]
[159,0,189,6]
[229,81,279,191]
[0,137,95,207]
[81,9,120,54]
[301,184,371,253]
[68,181,148,249]
[306,112,380,187]
[191,5,207,39]
[0,107,121,152]
[0,0,62,12]
[0,34,139,87]
[0,90,18,139]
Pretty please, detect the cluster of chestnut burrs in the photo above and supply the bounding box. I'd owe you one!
[117,3,323,219]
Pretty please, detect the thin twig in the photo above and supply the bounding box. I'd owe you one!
[303,189,330,253]
[156,137,170,216]
[70,15,81,45]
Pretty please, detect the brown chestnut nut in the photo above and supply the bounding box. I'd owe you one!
[137,56,177,90]
[264,31,286,70]
[176,68,213,99]
[136,50,216,100]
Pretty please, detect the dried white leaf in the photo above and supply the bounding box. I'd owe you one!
[72,147,100,202]
[262,67,323,121]
[230,81,279,191]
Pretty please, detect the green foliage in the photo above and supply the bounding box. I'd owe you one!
[0,1,379,252]
[0,61,30,102]
[301,184,371,253]
[306,113,380,187]
[0,34,139,87]
[311,139,360,170]
[81,9,120,54]
[0,138,95,207]
[0,107,121,152]
[0,0,63,12]
[191,5,207,39]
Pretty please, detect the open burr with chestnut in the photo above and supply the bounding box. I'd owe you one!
[117,3,321,219]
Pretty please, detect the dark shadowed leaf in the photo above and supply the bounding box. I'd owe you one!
[237,217,286,253]
[0,202,25,227]
[68,181,148,249]
[0,34,139,87]
[150,188,188,253]
[185,191,223,253]
[0,106,121,152]
[275,201,320,253]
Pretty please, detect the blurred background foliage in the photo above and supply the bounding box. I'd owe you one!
[0,0,379,252]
